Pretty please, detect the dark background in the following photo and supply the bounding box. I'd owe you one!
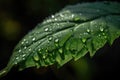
[0,0,120,80]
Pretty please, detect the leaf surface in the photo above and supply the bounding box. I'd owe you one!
[0,1,120,77]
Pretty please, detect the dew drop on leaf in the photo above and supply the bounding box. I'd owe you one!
[82,38,86,43]
[43,55,46,59]
[25,41,29,44]
[55,38,59,43]
[24,46,27,49]
[28,48,31,51]
[51,15,55,18]
[58,48,63,54]
[44,28,49,32]
[48,36,52,41]
[32,37,36,41]
[87,29,90,33]
[33,53,39,61]
[100,27,104,32]
[18,49,21,53]
[74,17,80,21]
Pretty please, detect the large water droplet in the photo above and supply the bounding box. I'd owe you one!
[16,57,19,60]
[33,53,39,61]
[23,39,26,41]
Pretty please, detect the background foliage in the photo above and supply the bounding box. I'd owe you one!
[0,0,120,80]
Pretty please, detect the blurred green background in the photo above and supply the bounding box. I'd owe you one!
[0,0,120,80]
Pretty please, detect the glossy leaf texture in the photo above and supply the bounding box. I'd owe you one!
[0,1,120,77]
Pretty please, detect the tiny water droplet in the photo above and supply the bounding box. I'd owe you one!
[33,53,39,61]
[26,41,29,44]
[82,38,86,43]
[60,14,64,17]
[38,48,41,51]
[71,14,74,18]
[19,49,21,53]
[29,48,31,51]
[100,27,104,32]
[24,46,27,49]
[58,48,63,53]
[55,38,59,43]
[48,36,52,41]
[51,15,55,18]
[43,55,46,59]
[55,18,57,21]
[23,39,26,41]
[32,37,36,41]
[21,41,24,44]
[87,29,90,33]
[16,57,19,60]
[74,17,80,21]
[44,28,49,32]
[23,54,26,57]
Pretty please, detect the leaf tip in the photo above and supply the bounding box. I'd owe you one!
[0,68,8,78]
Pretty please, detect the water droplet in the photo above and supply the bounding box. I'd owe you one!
[82,38,86,43]
[26,41,29,44]
[58,48,63,53]
[43,55,46,59]
[23,39,26,41]
[24,46,27,49]
[22,54,26,57]
[55,38,59,43]
[51,15,55,18]
[71,14,74,18]
[29,48,31,51]
[100,27,104,32]
[44,28,49,32]
[33,53,39,61]
[38,48,41,51]
[87,29,90,33]
[60,14,64,17]
[48,36,52,41]
[16,57,19,60]
[19,49,21,53]
[21,41,24,44]
[55,18,57,21]
[32,37,36,41]
[74,17,80,21]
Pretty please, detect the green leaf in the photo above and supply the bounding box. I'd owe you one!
[0,1,120,77]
